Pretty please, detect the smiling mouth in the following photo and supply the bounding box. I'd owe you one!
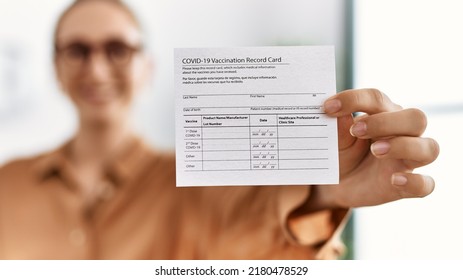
[79,88,118,105]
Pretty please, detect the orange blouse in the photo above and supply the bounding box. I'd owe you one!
[0,138,348,259]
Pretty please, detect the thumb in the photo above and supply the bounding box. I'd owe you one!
[337,115,356,150]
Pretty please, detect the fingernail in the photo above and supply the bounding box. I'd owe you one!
[350,121,367,137]
[324,99,341,114]
[392,174,408,186]
[371,141,390,156]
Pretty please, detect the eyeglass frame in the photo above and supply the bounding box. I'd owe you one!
[54,39,144,68]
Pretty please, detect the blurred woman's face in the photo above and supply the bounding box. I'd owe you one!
[54,1,149,125]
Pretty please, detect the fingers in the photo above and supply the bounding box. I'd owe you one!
[391,173,435,198]
[370,137,440,168]
[324,88,402,116]
[349,108,427,139]
[337,115,356,150]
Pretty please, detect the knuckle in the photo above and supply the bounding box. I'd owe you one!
[369,88,385,107]
[352,90,363,108]
[396,188,408,199]
[368,88,393,112]
[369,114,386,134]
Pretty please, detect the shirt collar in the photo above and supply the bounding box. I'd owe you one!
[34,136,154,189]
[105,136,154,186]
[34,144,69,181]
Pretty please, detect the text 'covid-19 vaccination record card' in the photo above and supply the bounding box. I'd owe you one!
[174,46,339,187]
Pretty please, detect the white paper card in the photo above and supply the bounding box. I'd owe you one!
[174,46,338,186]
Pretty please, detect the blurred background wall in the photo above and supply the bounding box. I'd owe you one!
[1,0,462,259]
[354,0,463,259]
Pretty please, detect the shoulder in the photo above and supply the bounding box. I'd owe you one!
[0,147,61,188]
[141,141,176,168]
[152,149,175,165]
[0,155,39,194]
[0,154,43,178]
[130,140,176,180]
[144,147,176,176]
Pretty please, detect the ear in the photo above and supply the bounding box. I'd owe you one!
[137,53,155,92]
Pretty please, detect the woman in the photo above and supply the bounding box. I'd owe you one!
[0,0,439,259]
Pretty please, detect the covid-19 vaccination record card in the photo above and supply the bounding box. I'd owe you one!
[174,46,339,186]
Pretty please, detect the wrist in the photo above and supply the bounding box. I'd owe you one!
[305,184,345,213]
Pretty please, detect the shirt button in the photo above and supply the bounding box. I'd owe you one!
[69,228,87,247]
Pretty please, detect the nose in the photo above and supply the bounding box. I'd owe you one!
[84,51,113,83]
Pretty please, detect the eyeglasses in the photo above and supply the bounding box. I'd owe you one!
[55,40,143,68]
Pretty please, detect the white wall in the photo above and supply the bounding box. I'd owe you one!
[354,0,463,259]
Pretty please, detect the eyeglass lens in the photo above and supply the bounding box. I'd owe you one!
[58,40,140,66]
